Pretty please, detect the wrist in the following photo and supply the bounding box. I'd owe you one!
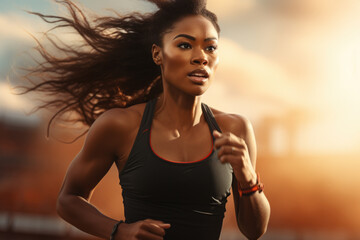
[234,169,257,189]
[110,220,124,240]
[237,172,264,197]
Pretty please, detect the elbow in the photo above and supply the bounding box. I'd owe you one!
[56,191,74,221]
[244,225,268,240]
[56,193,66,219]
[238,203,271,239]
[238,221,268,240]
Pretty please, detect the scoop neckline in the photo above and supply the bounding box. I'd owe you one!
[149,126,215,165]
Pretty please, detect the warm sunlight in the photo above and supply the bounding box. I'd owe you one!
[295,27,360,154]
[0,82,31,111]
[1,1,360,239]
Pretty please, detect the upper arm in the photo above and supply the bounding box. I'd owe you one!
[59,109,133,200]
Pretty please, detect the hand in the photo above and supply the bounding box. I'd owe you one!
[213,130,257,189]
[115,219,171,240]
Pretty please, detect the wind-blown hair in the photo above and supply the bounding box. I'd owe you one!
[20,0,220,138]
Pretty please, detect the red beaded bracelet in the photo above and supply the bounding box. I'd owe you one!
[237,173,264,197]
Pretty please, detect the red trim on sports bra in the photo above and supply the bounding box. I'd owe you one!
[149,125,214,164]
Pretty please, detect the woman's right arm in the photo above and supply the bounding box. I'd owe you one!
[56,109,170,240]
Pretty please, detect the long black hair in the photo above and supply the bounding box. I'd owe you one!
[20,0,220,139]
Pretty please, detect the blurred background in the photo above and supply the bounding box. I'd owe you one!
[1,0,360,239]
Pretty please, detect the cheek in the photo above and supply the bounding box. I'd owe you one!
[212,56,219,70]
[162,48,189,72]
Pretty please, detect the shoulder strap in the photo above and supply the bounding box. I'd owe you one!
[136,98,157,134]
[201,103,222,133]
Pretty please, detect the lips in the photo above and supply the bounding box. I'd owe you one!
[188,69,209,78]
[187,69,210,84]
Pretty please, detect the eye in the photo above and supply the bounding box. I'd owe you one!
[178,42,192,49]
[206,45,217,52]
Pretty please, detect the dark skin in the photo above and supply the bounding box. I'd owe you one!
[57,15,270,240]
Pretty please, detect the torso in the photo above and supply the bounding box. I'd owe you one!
[117,99,234,239]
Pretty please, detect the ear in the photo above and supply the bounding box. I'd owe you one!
[152,44,162,65]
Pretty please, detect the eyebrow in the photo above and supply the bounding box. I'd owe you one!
[173,34,217,42]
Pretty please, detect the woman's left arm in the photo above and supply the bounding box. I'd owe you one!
[214,116,270,240]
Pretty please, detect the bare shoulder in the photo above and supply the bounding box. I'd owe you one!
[209,106,254,139]
[85,103,146,147]
[94,103,146,131]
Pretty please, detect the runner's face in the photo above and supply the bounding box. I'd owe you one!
[153,15,219,96]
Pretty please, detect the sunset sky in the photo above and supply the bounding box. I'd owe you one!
[1,1,360,237]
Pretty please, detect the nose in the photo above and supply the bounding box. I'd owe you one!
[191,49,208,66]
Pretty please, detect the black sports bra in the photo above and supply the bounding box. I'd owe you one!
[119,98,233,240]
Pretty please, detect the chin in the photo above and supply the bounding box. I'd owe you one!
[186,85,210,96]
[165,79,211,97]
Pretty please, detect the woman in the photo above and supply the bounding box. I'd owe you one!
[24,0,270,239]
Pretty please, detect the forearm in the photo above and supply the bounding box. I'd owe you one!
[236,191,270,240]
[56,194,118,239]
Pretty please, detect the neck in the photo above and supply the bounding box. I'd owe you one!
[154,89,203,132]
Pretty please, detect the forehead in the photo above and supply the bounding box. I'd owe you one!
[164,15,218,40]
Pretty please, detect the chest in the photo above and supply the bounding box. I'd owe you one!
[150,119,213,163]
